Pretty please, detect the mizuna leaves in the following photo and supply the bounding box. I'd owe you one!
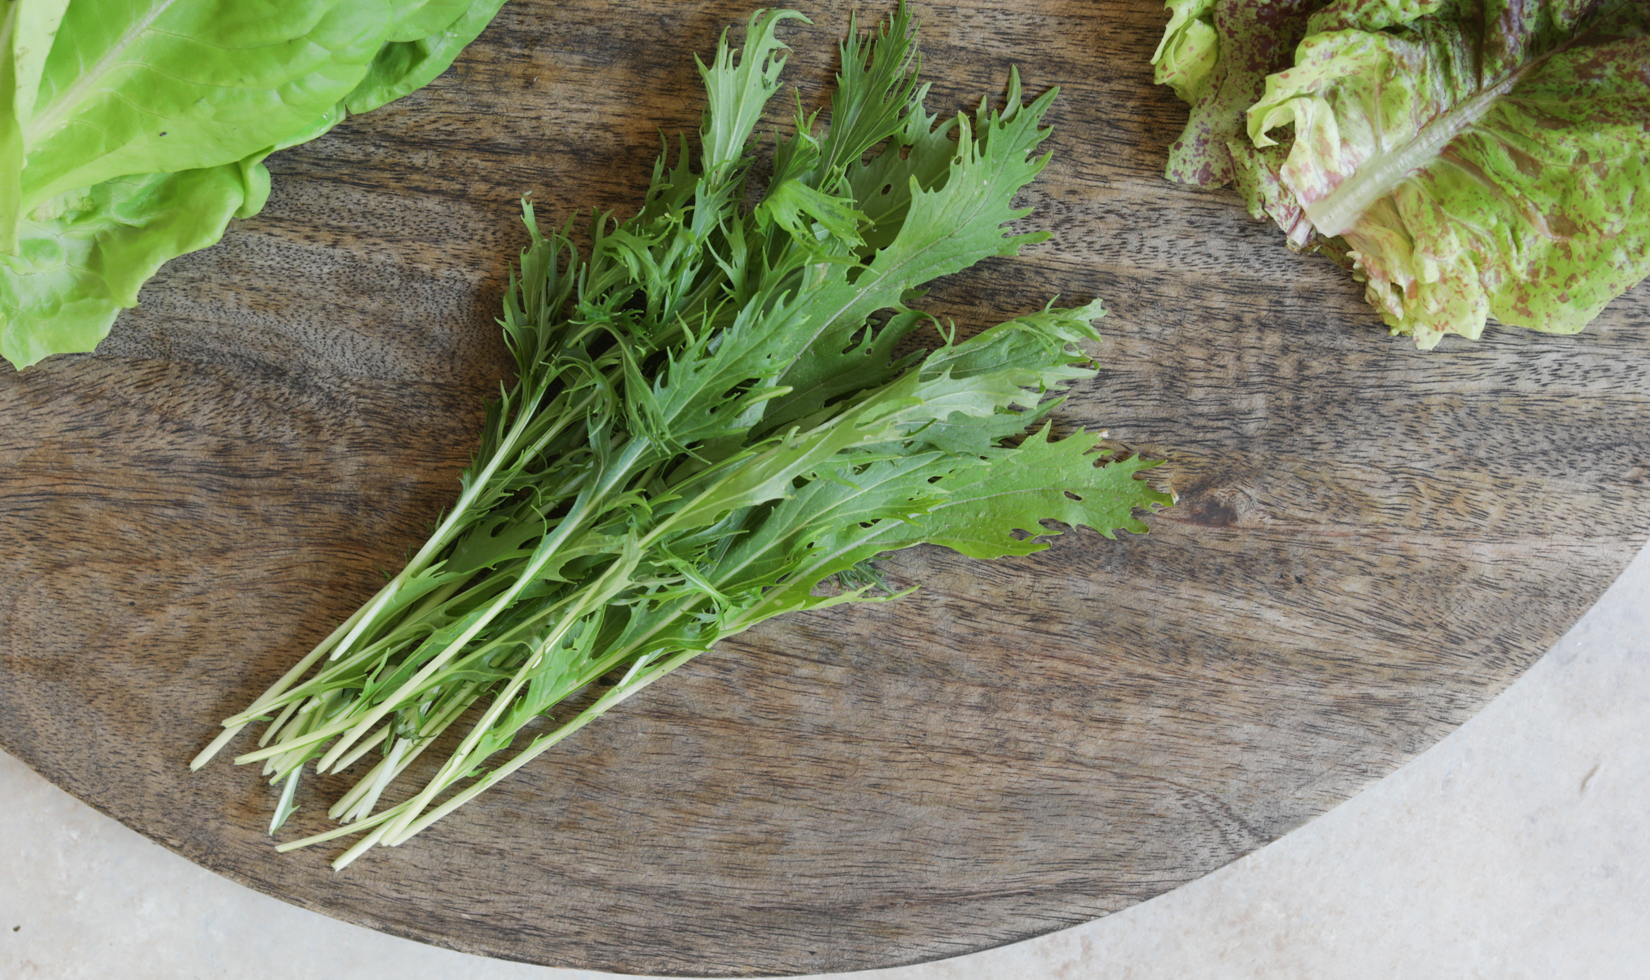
[193,4,1170,867]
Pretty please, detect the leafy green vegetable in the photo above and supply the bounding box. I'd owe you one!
[191,4,1170,868]
[0,0,510,370]
[1151,0,1327,187]
[1155,0,1650,347]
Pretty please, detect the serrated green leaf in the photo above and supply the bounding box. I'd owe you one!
[907,425,1169,558]
[697,9,810,182]
[754,177,868,252]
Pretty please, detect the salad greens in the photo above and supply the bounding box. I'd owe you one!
[1154,0,1650,348]
[192,4,1170,868]
[0,0,510,370]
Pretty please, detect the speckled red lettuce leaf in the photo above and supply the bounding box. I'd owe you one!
[1151,0,1331,187]
[1248,0,1650,347]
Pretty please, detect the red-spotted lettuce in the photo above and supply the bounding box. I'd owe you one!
[0,0,509,370]
[1156,0,1650,348]
[1151,0,1331,187]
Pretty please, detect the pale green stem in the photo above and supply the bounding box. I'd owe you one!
[371,546,642,843]
[384,648,699,848]
[327,722,391,775]
[274,800,409,854]
[344,737,410,825]
[331,818,399,870]
[311,438,651,774]
[329,681,481,821]
[256,700,302,749]
[189,602,373,769]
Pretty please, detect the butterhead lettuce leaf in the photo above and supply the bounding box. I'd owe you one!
[0,0,509,370]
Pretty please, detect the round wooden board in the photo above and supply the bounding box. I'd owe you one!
[3,1,1648,975]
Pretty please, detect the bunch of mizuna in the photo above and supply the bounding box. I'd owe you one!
[193,5,1170,869]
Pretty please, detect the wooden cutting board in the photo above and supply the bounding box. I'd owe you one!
[3,1,1647,975]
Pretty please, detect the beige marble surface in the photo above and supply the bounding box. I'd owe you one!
[5,541,1648,979]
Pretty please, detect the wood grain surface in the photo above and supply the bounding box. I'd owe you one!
[3,1,1648,975]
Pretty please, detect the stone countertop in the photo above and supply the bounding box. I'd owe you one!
[5,541,1648,979]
